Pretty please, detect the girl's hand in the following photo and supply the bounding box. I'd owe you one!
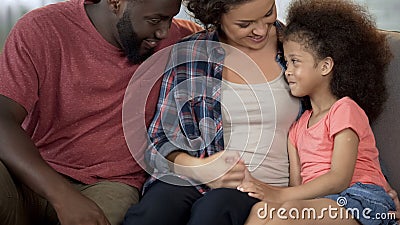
[237,181,265,200]
[387,188,400,221]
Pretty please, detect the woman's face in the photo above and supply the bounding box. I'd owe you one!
[220,0,277,50]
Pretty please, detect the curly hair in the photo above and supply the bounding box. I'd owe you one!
[283,0,392,123]
[183,0,252,29]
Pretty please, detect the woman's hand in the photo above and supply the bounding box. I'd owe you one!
[169,150,246,189]
[201,151,247,189]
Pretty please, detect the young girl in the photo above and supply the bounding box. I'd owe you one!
[240,0,397,224]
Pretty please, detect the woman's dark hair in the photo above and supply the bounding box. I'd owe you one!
[283,0,392,123]
[183,0,252,30]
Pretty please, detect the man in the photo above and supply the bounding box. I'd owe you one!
[0,0,201,224]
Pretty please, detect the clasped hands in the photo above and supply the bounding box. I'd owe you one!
[189,150,270,198]
[190,150,400,221]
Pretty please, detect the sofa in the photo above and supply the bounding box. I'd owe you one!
[372,30,400,193]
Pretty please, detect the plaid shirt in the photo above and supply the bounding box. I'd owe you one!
[145,21,286,193]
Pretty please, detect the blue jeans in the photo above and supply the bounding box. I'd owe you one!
[325,182,397,225]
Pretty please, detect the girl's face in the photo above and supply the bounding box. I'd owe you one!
[220,0,277,50]
[283,40,327,97]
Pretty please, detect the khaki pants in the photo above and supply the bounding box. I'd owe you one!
[0,161,139,225]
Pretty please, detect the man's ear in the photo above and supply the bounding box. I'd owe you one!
[320,56,334,76]
[108,0,123,15]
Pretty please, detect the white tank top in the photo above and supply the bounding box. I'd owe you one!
[221,71,299,186]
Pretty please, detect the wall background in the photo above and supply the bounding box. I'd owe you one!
[177,0,400,31]
[1,0,399,51]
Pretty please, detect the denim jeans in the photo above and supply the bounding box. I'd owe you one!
[325,182,397,225]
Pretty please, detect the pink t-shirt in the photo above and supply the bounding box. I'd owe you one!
[289,97,387,190]
[0,0,201,188]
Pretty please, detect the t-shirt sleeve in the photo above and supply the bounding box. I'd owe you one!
[173,18,204,37]
[328,98,369,139]
[0,14,44,112]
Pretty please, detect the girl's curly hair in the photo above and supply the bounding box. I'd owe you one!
[183,0,252,30]
[283,0,392,123]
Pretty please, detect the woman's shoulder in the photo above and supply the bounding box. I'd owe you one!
[172,30,223,61]
[179,30,218,43]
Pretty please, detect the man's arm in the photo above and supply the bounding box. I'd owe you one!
[0,95,110,225]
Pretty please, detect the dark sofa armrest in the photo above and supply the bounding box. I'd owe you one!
[372,30,400,193]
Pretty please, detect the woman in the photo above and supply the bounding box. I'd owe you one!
[123,0,399,225]
[124,1,298,225]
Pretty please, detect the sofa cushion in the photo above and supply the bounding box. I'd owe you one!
[372,30,400,193]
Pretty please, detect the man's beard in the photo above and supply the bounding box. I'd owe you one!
[116,11,155,64]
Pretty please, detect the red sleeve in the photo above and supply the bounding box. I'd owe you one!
[328,98,369,139]
[0,13,45,112]
[173,18,204,37]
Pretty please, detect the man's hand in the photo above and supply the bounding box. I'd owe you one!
[52,188,111,225]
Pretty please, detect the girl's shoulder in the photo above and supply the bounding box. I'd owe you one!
[331,97,363,113]
[329,97,370,125]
